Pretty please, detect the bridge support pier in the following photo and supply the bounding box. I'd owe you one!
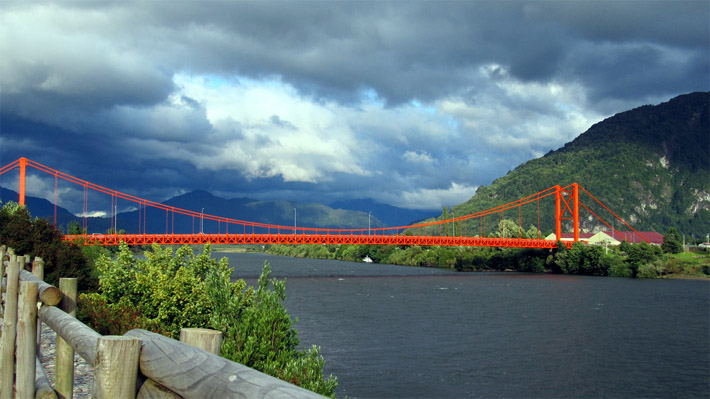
[555,183,580,243]
[555,186,561,241]
[573,183,579,242]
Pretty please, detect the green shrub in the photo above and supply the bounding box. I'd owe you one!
[621,241,661,276]
[206,262,337,396]
[637,263,661,278]
[604,254,632,277]
[77,293,161,336]
[608,261,633,277]
[79,243,337,397]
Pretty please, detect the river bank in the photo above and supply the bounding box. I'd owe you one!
[215,243,710,279]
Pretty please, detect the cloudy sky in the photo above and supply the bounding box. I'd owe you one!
[1,1,708,215]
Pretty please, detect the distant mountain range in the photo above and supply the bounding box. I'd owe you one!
[446,91,710,239]
[1,187,437,234]
[329,198,435,227]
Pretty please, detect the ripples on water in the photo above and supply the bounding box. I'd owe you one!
[220,252,710,399]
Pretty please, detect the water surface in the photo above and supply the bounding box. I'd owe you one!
[220,252,710,398]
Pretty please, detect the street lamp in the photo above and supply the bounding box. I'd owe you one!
[294,208,297,235]
[200,208,204,234]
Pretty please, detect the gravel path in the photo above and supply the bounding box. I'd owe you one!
[38,322,93,399]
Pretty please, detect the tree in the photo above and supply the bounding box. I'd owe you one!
[621,241,661,276]
[661,228,684,254]
[67,220,83,235]
[497,218,524,238]
[546,240,568,273]
[0,201,96,291]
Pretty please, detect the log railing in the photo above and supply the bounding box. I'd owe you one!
[0,246,327,399]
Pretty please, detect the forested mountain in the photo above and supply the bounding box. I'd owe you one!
[449,92,710,240]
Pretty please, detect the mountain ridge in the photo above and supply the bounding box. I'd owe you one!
[450,91,710,239]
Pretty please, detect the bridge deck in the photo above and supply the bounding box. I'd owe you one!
[64,233,569,248]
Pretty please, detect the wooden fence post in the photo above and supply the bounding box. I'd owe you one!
[32,257,45,353]
[19,270,61,306]
[180,328,223,355]
[57,278,78,399]
[16,281,38,399]
[0,247,6,317]
[1,259,20,399]
[93,336,141,399]
[31,257,44,280]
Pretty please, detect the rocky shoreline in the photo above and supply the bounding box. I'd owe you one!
[38,322,93,399]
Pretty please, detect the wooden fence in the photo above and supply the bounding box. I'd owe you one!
[0,246,327,399]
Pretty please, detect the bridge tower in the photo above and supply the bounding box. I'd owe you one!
[555,183,580,242]
[19,157,27,206]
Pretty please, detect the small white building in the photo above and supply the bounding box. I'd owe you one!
[544,232,595,243]
[545,231,664,246]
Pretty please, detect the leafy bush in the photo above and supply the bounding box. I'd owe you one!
[206,261,338,396]
[604,254,632,277]
[621,241,661,276]
[76,293,161,336]
[552,242,617,276]
[516,251,545,273]
[79,243,337,397]
[637,263,661,278]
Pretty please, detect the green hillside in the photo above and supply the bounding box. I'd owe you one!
[449,92,710,240]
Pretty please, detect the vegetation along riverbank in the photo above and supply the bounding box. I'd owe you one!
[263,236,710,279]
[0,201,339,397]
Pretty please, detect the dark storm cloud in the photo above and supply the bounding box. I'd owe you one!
[3,1,707,110]
[118,1,708,106]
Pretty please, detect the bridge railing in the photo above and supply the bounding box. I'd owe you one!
[0,246,326,399]
[64,232,570,248]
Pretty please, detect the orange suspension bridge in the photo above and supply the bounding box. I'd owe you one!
[1,158,650,248]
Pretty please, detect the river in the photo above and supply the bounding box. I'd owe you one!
[219,252,709,398]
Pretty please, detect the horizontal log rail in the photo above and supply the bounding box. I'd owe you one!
[126,329,326,399]
[19,270,61,306]
[0,245,327,399]
[38,305,101,367]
